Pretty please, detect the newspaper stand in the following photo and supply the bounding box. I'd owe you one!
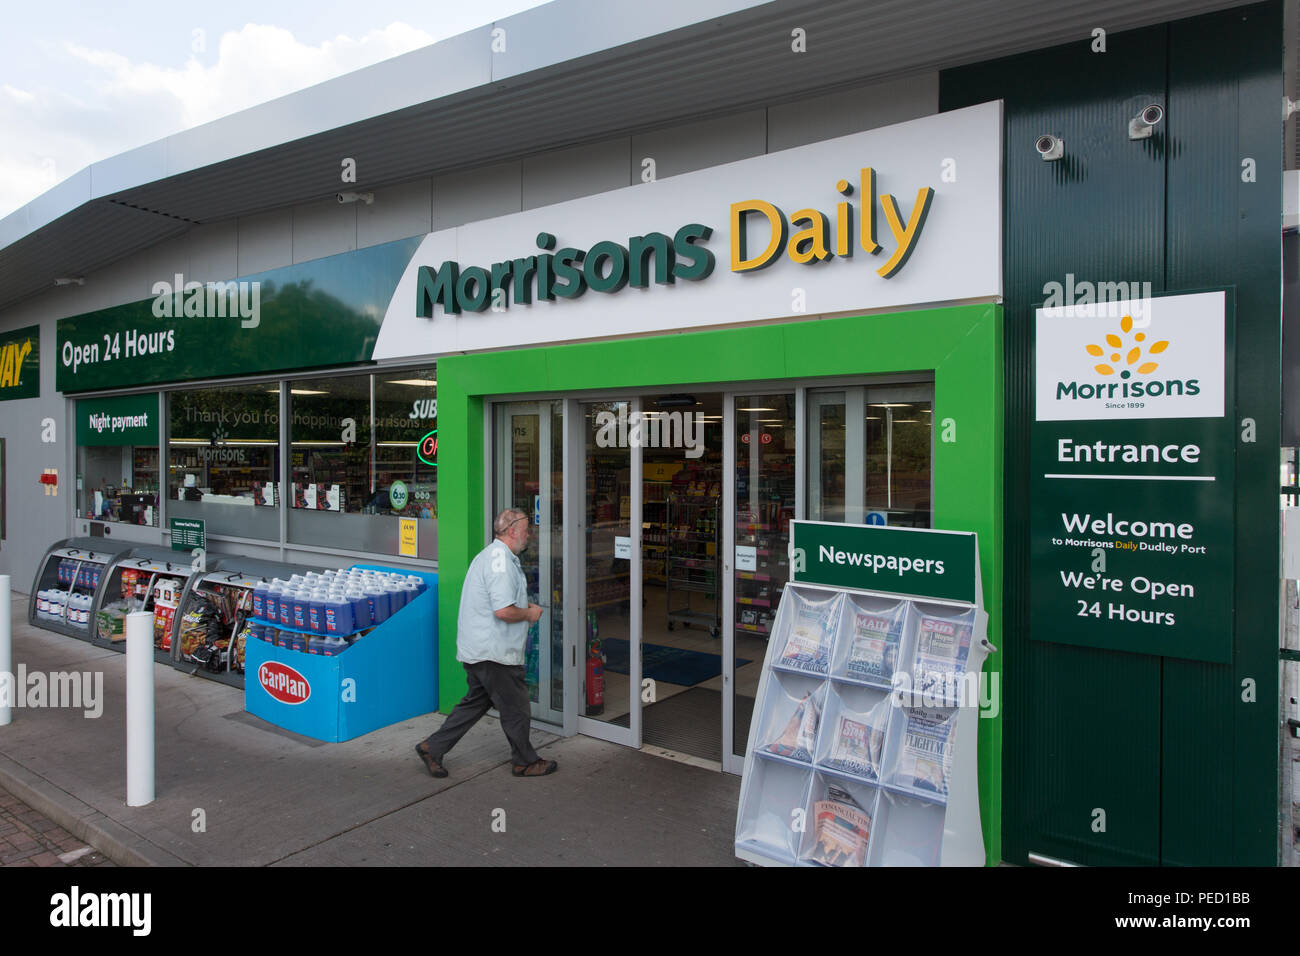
[734,520,994,867]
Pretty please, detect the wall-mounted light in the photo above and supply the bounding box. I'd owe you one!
[1128,104,1164,140]
[53,277,85,286]
[1035,134,1064,161]
[336,191,374,205]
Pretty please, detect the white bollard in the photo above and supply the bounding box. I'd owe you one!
[0,576,10,726]
[125,610,154,806]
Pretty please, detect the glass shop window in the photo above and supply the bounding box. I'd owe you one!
[167,384,280,539]
[288,374,372,514]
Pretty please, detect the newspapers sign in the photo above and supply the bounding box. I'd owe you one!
[789,521,977,604]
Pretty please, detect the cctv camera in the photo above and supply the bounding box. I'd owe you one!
[1035,134,1064,161]
[336,191,374,205]
[1128,104,1163,140]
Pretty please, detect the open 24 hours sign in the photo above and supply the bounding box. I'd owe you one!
[1029,290,1233,663]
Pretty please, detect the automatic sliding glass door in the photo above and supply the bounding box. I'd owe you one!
[576,399,641,746]
[494,402,565,726]
[725,392,796,771]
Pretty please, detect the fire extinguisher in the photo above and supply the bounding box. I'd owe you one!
[585,610,604,716]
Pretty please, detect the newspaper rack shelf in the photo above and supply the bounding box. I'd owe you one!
[734,520,994,867]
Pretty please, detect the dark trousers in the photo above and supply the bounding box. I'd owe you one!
[423,661,540,767]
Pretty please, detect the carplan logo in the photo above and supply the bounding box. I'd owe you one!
[258,661,310,704]
[1084,314,1169,378]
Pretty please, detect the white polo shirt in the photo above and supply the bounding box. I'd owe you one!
[456,538,529,666]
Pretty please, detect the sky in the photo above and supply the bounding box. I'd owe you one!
[0,0,553,220]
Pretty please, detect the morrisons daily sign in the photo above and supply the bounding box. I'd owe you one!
[371,101,1001,360]
[415,168,934,316]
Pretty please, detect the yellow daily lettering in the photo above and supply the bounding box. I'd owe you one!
[729,167,932,278]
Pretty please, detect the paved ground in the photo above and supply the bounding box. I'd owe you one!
[0,593,743,867]
[0,786,115,867]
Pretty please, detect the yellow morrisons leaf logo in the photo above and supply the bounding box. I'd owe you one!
[1084,314,1168,378]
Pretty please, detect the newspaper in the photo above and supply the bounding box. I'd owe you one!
[763,693,819,762]
[779,591,841,674]
[807,785,872,867]
[844,600,907,683]
[823,702,889,779]
[912,607,974,702]
[894,706,958,795]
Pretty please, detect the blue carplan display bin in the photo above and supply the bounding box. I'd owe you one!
[244,566,438,742]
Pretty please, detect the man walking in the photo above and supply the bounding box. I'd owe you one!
[415,508,558,778]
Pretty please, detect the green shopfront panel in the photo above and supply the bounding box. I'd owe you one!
[942,3,1280,866]
[437,304,1005,862]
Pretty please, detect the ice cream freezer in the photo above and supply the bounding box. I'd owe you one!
[28,537,134,642]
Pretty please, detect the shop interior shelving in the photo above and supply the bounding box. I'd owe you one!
[666,492,720,637]
[734,480,794,641]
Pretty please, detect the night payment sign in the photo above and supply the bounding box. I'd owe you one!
[1029,290,1232,663]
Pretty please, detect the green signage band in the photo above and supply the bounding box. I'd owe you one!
[76,393,159,447]
[789,520,978,604]
[0,325,39,400]
[56,237,421,393]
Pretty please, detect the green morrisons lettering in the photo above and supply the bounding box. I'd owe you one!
[416,224,716,317]
[1056,378,1201,400]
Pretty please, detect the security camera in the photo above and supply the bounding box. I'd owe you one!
[1128,104,1163,140]
[1035,134,1064,161]
[336,191,374,205]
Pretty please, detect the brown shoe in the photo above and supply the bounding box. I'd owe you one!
[512,758,558,777]
[415,742,448,778]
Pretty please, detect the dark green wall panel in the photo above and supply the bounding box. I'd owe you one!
[1162,4,1281,866]
[943,2,1281,866]
[944,23,1169,867]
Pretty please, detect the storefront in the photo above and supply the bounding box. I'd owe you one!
[393,103,1004,862]
[0,0,1283,867]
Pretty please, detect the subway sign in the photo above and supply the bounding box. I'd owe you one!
[0,325,39,401]
[415,167,935,317]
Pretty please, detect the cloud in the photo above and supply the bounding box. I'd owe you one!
[1,22,435,219]
[67,22,434,128]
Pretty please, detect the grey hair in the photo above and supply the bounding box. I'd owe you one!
[493,508,528,538]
